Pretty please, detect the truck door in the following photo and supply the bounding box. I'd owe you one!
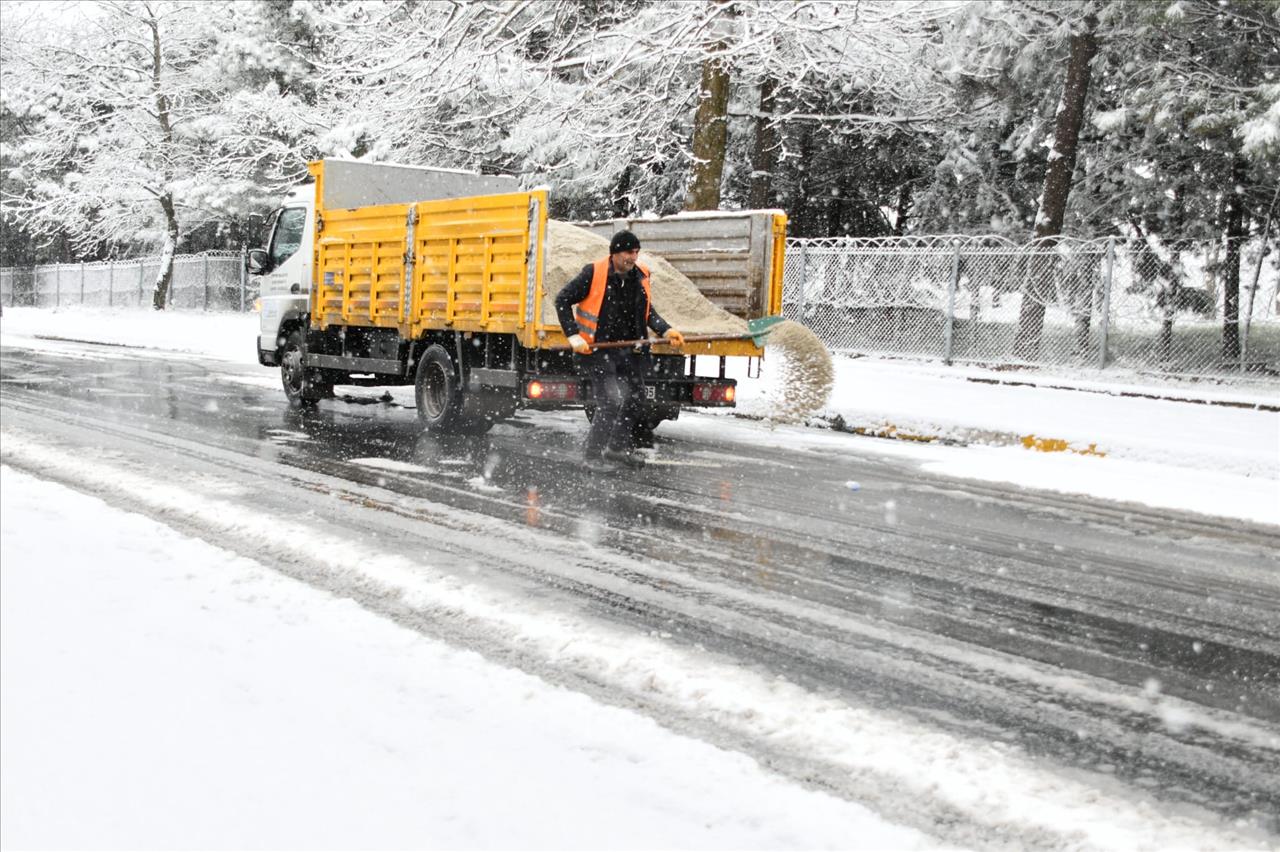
[256,204,313,359]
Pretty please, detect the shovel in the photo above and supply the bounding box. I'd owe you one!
[552,315,786,351]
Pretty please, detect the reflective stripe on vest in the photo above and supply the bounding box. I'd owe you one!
[573,258,651,345]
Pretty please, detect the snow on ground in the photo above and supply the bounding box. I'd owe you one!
[0,465,932,850]
[10,306,1273,524]
[3,306,1276,848]
[0,305,252,363]
[4,438,1269,851]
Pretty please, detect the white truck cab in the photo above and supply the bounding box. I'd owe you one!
[251,189,314,366]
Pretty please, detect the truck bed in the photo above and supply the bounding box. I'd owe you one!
[307,160,785,357]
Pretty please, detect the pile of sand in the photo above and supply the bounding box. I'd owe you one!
[543,219,833,421]
[542,220,747,335]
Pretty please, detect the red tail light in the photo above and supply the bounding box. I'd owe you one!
[692,383,735,403]
[525,380,578,401]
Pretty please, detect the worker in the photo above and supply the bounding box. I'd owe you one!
[555,230,685,470]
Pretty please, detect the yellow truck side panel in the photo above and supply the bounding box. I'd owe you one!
[312,188,548,343]
[411,191,545,341]
[314,202,411,330]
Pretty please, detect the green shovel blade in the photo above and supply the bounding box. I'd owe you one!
[746,315,786,346]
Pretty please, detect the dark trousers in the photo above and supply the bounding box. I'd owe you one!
[580,349,646,455]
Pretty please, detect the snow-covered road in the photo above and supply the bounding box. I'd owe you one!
[3,465,933,850]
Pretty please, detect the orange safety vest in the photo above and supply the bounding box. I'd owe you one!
[573,258,652,345]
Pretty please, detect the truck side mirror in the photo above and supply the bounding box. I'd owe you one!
[247,248,270,275]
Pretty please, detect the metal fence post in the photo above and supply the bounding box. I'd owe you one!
[1097,237,1115,369]
[797,242,808,318]
[138,261,145,306]
[239,245,247,312]
[943,240,961,364]
[203,253,210,310]
[55,264,62,308]
[80,261,86,305]
[108,263,114,307]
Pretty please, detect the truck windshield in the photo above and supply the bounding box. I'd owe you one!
[269,207,307,268]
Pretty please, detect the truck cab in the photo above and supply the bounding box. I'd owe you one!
[252,191,313,367]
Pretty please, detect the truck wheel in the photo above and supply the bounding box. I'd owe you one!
[632,418,657,448]
[415,343,491,433]
[633,406,678,448]
[281,328,332,407]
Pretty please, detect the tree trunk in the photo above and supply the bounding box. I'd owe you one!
[791,120,815,237]
[149,11,179,310]
[685,33,732,211]
[893,182,913,236]
[1014,10,1099,360]
[611,165,633,218]
[748,76,778,210]
[1221,152,1246,360]
[152,193,178,310]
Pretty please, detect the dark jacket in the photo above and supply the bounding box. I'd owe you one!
[555,262,671,345]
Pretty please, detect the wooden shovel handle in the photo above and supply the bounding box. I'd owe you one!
[549,333,752,352]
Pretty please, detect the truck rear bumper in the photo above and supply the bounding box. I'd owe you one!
[517,376,736,410]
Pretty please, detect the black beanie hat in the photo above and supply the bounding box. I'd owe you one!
[609,230,641,254]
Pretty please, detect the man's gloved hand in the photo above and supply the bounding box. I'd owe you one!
[664,328,686,347]
[568,334,592,354]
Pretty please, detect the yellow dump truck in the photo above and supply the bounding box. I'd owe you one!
[252,159,786,437]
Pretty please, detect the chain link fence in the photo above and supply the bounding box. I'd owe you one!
[0,251,251,312]
[5,239,1277,378]
[784,235,1279,377]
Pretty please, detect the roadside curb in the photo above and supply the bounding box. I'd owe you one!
[826,415,1107,457]
[962,375,1280,413]
[728,411,1112,457]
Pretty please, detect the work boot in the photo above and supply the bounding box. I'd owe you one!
[602,447,646,469]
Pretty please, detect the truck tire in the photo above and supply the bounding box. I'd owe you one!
[632,407,677,448]
[631,418,658,448]
[281,328,332,408]
[415,343,493,434]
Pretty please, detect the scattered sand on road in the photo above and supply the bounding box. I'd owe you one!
[749,319,835,423]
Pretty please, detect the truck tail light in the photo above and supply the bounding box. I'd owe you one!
[692,383,735,404]
[525,380,578,401]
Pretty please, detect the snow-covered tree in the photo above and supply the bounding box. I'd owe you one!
[312,0,958,225]
[0,0,324,306]
[1083,0,1279,358]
